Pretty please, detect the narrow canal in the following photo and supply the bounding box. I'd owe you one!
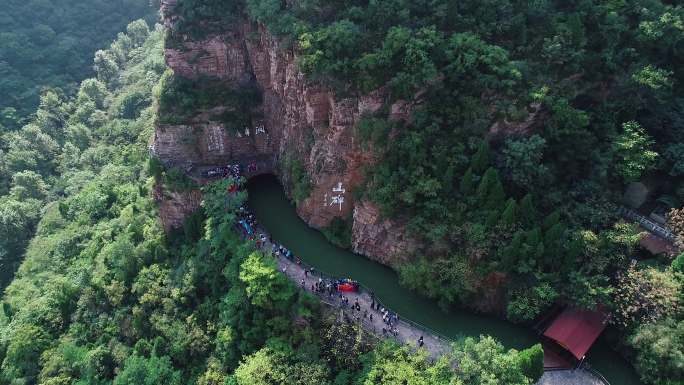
[247,174,642,385]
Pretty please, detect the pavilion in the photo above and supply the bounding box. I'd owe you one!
[542,307,609,368]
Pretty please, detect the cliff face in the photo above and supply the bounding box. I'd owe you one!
[154,4,418,265]
[154,186,203,233]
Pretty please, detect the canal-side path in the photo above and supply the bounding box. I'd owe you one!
[220,170,611,385]
[275,249,450,357]
[252,230,605,385]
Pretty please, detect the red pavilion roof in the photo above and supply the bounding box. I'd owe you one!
[543,307,608,360]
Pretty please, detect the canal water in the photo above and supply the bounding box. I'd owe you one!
[247,174,642,385]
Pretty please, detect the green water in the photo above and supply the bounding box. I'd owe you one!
[248,174,643,385]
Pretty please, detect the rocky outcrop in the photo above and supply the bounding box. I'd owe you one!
[165,33,248,80]
[154,6,420,263]
[154,122,273,167]
[154,186,203,233]
[351,200,418,266]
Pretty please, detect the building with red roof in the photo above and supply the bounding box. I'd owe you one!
[543,307,609,361]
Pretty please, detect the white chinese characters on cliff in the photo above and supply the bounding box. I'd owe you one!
[325,182,345,211]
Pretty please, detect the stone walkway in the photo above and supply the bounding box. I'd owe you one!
[275,252,450,358]
[539,370,606,385]
[241,212,608,385]
[269,243,609,385]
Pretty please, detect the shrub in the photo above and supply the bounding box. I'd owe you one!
[517,344,544,383]
[321,216,352,249]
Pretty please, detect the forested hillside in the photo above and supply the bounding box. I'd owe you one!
[0,2,161,286]
[167,1,684,384]
[0,11,157,285]
[0,0,158,130]
[1,1,683,384]
[0,22,543,385]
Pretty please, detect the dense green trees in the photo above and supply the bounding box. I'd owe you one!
[357,343,453,385]
[0,0,157,129]
[0,25,328,385]
[0,19,547,385]
[0,20,163,289]
[630,319,684,385]
[612,264,681,329]
[232,347,330,385]
[517,344,544,383]
[0,21,167,383]
[181,3,684,383]
[612,121,659,182]
[156,72,262,127]
[4,1,683,384]
[500,135,550,190]
[239,252,295,310]
[113,355,182,385]
[1,324,51,382]
[353,337,537,385]
[453,336,530,385]
[166,0,244,42]
[0,18,166,290]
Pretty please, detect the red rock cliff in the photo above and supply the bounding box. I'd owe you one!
[154,4,418,265]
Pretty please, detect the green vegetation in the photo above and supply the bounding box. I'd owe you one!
[149,157,198,192]
[156,73,262,128]
[1,20,544,385]
[612,121,659,182]
[165,0,244,43]
[321,217,353,250]
[164,1,684,383]
[517,344,545,383]
[630,319,684,385]
[5,0,684,384]
[280,153,312,205]
[0,0,157,129]
[0,20,163,287]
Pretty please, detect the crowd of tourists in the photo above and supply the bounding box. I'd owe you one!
[237,206,258,236]
[203,164,242,179]
[203,161,262,180]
